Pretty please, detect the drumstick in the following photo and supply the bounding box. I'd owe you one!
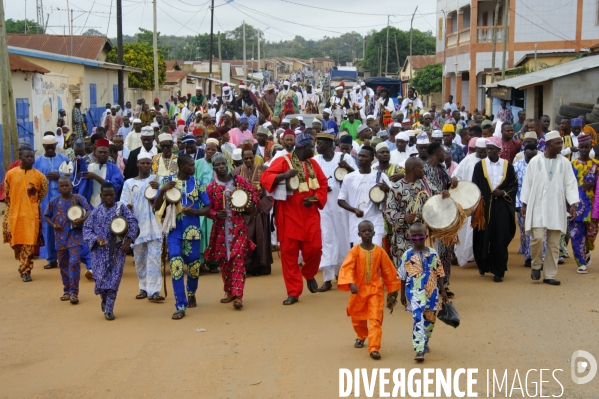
[356,200,366,211]
[223,190,226,209]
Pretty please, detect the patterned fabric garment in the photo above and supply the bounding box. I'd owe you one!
[206,175,259,299]
[449,143,465,164]
[384,178,432,266]
[12,245,36,276]
[398,247,445,354]
[195,158,216,265]
[514,158,528,256]
[45,194,92,295]
[72,107,85,139]
[133,240,163,296]
[83,203,138,313]
[570,158,599,267]
[164,176,210,311]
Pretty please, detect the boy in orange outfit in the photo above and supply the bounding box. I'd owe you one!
[338,220,401,360]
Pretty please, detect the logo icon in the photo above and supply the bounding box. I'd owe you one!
[571,350,597,385]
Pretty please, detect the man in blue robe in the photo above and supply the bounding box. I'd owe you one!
[34,133,70,269]
[83,138,124,208]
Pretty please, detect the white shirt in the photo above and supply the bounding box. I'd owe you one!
[99,109,110,127]
[452,153,482,181]
[124,131,143,151]
[485,157,505,190]
[562,133,595,160]
[443,102,458,113]
[139,145,158,158]
[389,147,415,168]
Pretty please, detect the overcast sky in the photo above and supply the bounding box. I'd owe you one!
[8,0,439,41]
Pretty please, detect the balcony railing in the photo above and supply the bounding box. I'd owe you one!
[446,28,471,48]
[477,26,504,43]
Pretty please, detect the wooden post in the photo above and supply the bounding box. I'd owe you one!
[0,0,17,169]
[395,35,400,76]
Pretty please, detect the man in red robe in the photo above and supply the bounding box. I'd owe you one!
[260,132,328,305]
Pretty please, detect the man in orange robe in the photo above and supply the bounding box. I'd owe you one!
[338,220,401,360]
[260,132,328,305]
[2,148,49,282]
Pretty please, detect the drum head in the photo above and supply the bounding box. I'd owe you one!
[144,186,158,200]
[67,206,84,221]
[288,176,300,190]
[334,167,348,182]
[231,189,249,208]
[166,188,182,203]
[369,186,386,204]
[449,181,481,211]
[110,217,129,235]
[422,195,459,230]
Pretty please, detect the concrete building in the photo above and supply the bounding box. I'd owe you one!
[436,0,598,111]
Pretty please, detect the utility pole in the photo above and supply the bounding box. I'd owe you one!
[70,8,73,56]
[378,45,382,76]
[385,15,389,76]
[395,35,400,77]
[152,0,159,97]
[208,0,214,96]
[501,0,509,79]
[217,31,222,77]
[534,44,538,71]
[36,0,44,33]
[410,5,418,77]
[242,21,247,82]
[116,0,124,107]
[0,0,18,167]
[491,0,502,83]
[257,29,261,73]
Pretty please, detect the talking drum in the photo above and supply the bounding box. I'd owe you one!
[369,185,386,204]
[422,195,460,234]
[165,188,182,204]
[334,166,348,182]
[449,181,481,217]
[286,176,300,191]
[229,188,251,212]
[144,186,158,201]
[67,205,85,222]
[110,216,129,237]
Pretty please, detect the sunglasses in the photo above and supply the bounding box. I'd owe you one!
[410,235,427,242]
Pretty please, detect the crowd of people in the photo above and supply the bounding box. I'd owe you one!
[2,78,594,362]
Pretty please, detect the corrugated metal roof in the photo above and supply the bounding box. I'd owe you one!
[165,70,190,83]
[402,55,437,72]
[482,56,599,89]
[7,34,112,60]
[9,53,50,74]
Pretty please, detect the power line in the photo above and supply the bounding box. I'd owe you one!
[105,0,113,37]
[279,0,439,17]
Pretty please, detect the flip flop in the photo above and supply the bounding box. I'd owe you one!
[60,293,71,301]
[282,296,298,305]
[70,294,79,305]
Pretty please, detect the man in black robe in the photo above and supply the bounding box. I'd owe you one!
[471,137,517,282]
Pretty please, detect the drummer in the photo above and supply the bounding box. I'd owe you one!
[121,153,165,302]
[338,146,391,248]
[44,176,92,305]
[151,133,178,182]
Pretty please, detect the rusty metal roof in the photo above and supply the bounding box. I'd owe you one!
[9,53,50,74]
[7,34,112,60]
[165,70,190,83]
[403,55,437,72]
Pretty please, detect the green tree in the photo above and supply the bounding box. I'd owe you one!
[106,42,166,90]
[6,19,43,34]
[411,63,443,94]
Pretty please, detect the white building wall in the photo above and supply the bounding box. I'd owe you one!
[475,51,508,74]
[514,0,577,43]
[581,0,599,40]
[30,73,69,150]
[461,78,470,110]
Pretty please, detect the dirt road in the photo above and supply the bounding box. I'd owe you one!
[1,236,598,398]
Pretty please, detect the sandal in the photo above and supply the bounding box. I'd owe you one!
[60,293,71,301]
[220,294,233,303]
[354,339,365,348]
[70,294,79,305]
[135,290,148,299]
[187,294,197,308]
[414,352,425,361]
[148,293,165,302]
[22,274,32,282]
[317,281,333,292]
[233,298,243,309]
[172,310,185,320]
[43,262,58,269]
[282,296,298,305]
[370,351,381,360]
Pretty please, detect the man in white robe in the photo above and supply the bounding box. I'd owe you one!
[450,138,487,266]
[314,133,357,291]
[389,132,415,168]
[520,131,579,285]
[338,146,390,247]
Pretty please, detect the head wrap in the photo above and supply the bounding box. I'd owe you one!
[396,132,409,142]
[241,142,254,152]
[132,118,142,124]
[232,148,243,160]
[295,133,313,147]
[177,119,185,126]
[432,130,443,138]
[422,112,431,117]
[346,109,355,116]
[578,133,592,144]
[468,137,478,148]
[545,131,561,142]
[571,118,583,127]
[322,108,332,115]
[206,138,220,146]
[209,130,222,139]
[140,126,154,137]
[416,132,430,145]
[523,132,538,140]
[316,132,335,141]
[481,119,493,127]
[239,116,249,124]
[406,130,416,137]
[192,127,204,136]
[211,152,227,165]
[442,124,455,133]
[112,135,124,142]
[376,130,388,138]
[75,99,82,104]
[95,138,110,149]
[137,153,153,161]
[224,111,233,118]
[357,124,370,134]
[59,108,65,113]
[282,117,291,124]
[366,115,375,120]
[486,137,503,149]
[263,121,272,128]
[375,142,389,152]
[256,126,270,136]
[202,112,211,119]
[271,116,280,124]
[290,118,299,125]
[339,134,353,145]
[311,119,322,126]
[475,138,487,148]
[283,128,296,138]
[151,122,160,128]
[181,134,196,145]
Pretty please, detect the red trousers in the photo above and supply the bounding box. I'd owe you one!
[279,236,322,297]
